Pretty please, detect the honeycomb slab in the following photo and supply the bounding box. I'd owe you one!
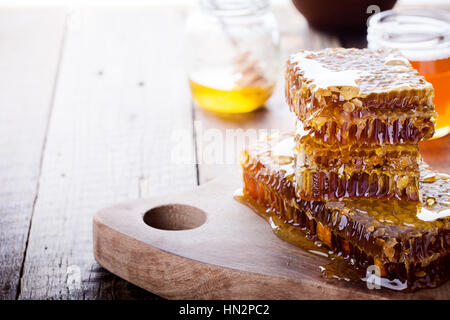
[285,48,437,146]
[239,133,450,290]
[294,127,421,201]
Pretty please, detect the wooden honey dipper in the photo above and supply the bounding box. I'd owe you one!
[209,0,270,89]
[232,51,270,88]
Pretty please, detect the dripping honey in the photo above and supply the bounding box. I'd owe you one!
[234,187,409,291]
[410,57,450,138]
[233,188,326,253]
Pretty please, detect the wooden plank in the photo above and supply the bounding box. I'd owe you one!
[0,8,66,300]
[18,6,197,299]
[194,2,340,183]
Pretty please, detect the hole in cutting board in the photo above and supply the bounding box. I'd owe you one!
[143,204,206,230]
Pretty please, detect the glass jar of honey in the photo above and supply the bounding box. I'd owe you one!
[368,8,450,138]
[184,0,280,113]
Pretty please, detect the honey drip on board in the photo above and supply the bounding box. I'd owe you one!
[411,57,450,138]
[233,188,409,291]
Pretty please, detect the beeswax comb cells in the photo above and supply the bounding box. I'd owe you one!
[285,48,436,145]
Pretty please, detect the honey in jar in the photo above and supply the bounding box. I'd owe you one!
[410,57,450,137]
[368,8,450,138]
[184,0,279,114]
[189,68,275,113]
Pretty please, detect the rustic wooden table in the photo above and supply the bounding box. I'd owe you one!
[1,3,449,300]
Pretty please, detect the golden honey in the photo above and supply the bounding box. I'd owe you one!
[366,8,450,139]
[234,188,408,290]
[189,79,274,114]
[294,130,421,201]
[411,57,450,138]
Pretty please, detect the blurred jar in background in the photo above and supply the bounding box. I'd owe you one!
[184,0,280,114]
[368,9,450,138]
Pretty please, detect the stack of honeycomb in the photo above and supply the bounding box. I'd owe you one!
[239,48,450,290]
[285,48,436,201]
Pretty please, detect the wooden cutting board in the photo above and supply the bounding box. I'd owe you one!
[93,168,450,300]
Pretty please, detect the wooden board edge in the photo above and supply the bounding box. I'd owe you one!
[93,212,388,300]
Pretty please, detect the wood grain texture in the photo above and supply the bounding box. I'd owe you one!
[93,171,450,300]
[194,2,340,184]
[18,7,197,300]
[0,8,67,300]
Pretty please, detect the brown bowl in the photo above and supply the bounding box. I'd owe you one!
[292,0,397,32]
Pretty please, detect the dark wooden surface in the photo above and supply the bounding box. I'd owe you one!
[0,3,448,300]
